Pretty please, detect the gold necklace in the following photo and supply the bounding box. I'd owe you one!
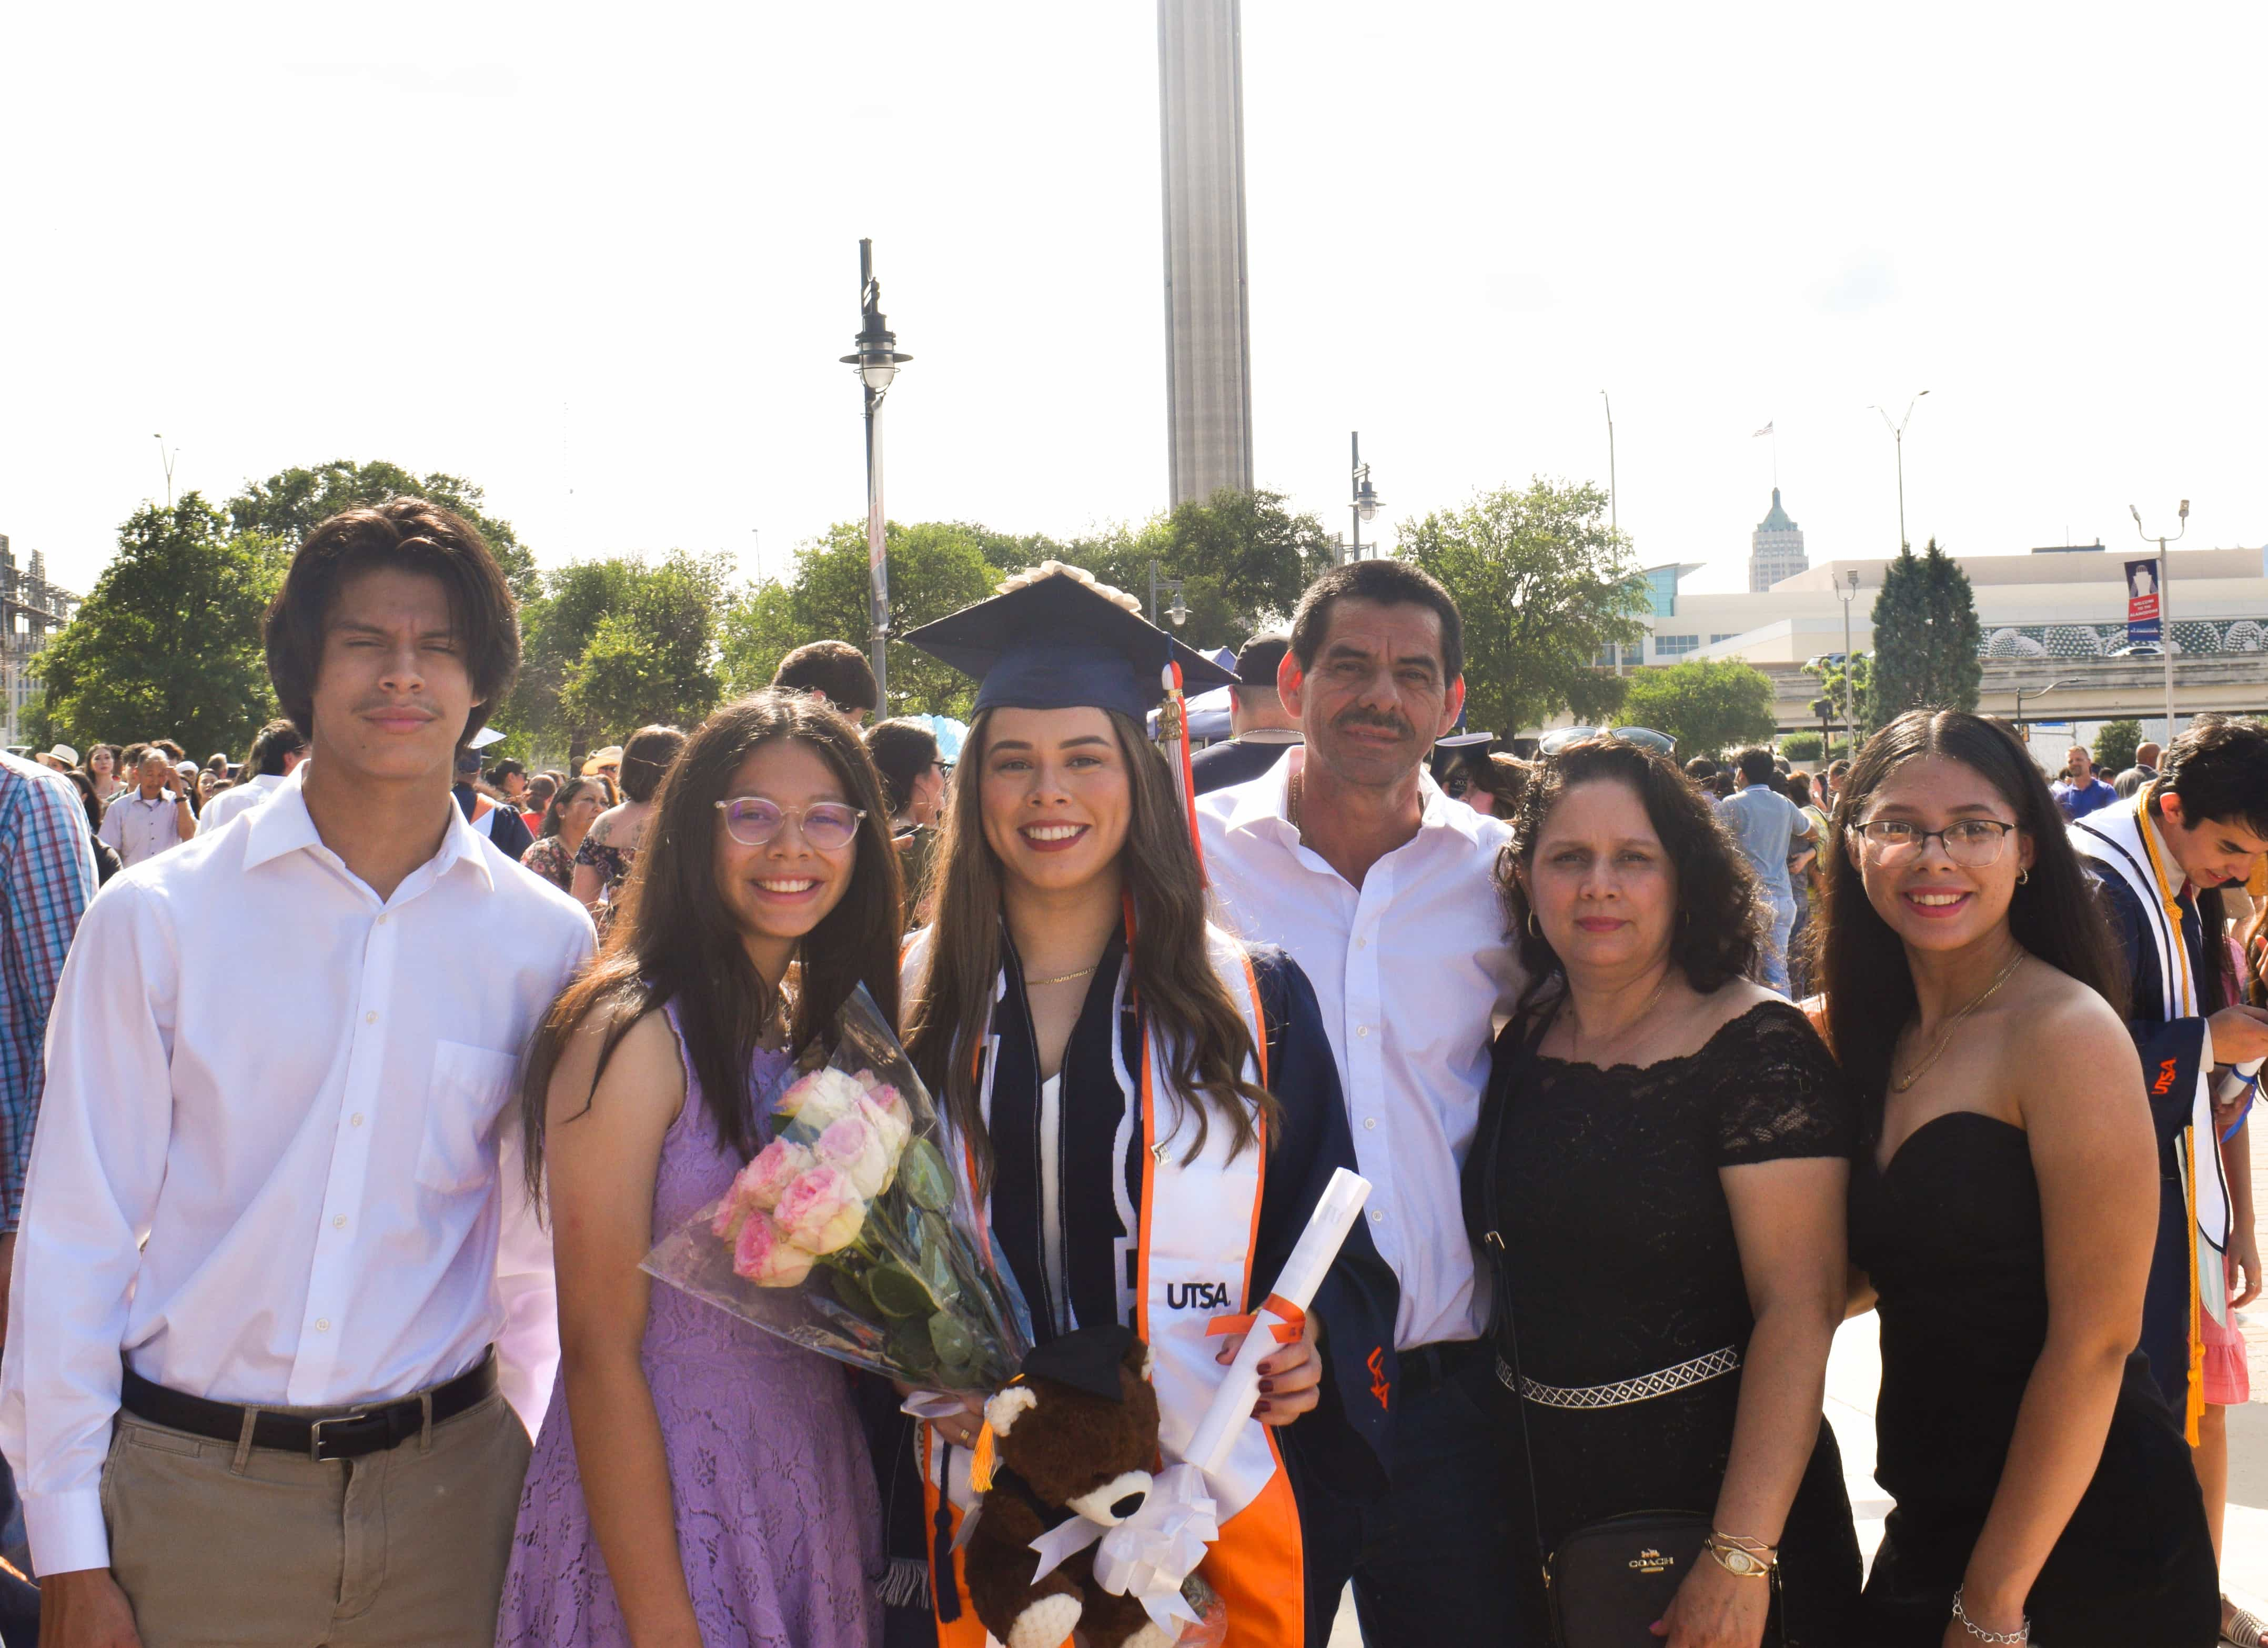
[1892,949,2027,1093]
[1026,966,1098,988]
[1569,970,1672,1064]
[1287,769,1303,833]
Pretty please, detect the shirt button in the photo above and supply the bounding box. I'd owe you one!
[376,913,388,926]
[332,1215,348,1229]
[364,1011,378,1024]
[315,1319,331,1333]
[1364,1117,1377,1130]
[350,1114,364,1128]
[1355,936,1368,950]
[1356,1025,1370,1039]
[1369,1210,1385,1224]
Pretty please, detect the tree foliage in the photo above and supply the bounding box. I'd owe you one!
[2094,718,2144,776]
[31,495,286,757]
[1617,657,1779,760]
[1396,480,1647,736]
[1805,653,1872,747]
[1867,539,1981,731]
[498,553,729,763]
[720,522,1006,717]
[226,458,538,602]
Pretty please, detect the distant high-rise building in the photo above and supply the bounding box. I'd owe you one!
[1,535,79,746]
[1749,488,1808,592]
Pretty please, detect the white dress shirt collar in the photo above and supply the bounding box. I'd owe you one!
[243,768,497,895]
[1212,742,1495,852]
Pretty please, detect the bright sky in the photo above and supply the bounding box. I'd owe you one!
[6,2,2264,606]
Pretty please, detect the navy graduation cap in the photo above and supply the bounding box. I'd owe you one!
[901,563,1236,719]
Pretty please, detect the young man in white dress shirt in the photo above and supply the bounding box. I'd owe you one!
[193,718,307,835]
[2,499,594,1648]
[1196,559,1527,1645]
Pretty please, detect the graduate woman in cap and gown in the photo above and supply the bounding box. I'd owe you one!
[896,564,1399,1648]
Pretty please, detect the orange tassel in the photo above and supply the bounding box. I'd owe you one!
[969,1417,998,1494]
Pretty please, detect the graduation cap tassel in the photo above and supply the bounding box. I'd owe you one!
[1159,659,1207,882]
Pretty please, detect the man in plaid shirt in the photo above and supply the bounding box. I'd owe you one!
[0,748,97,1626]
[0,749,97,1244]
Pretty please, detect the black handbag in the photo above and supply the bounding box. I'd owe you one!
[1475,1015,1781,1648]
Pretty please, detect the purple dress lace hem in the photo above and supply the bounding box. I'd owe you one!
[495,1012,883,1647]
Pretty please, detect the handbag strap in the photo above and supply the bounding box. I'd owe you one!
[1479,1003,1559,1583]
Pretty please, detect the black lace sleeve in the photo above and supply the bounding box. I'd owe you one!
[1711,1001,1856,1167]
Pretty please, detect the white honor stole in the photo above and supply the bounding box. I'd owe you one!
[2074,796,2232,1328]
[904,924,1281,1522]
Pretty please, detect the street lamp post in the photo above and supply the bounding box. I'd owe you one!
[1600,391,1616,538]
[1147,560,1189,628]
[2131,499,2188,743]
[2012,679,2067,744]
[1869,391,1930,552]
[1834,569,1860,751]
[841,239,911,706]
[153,435,177,508]
[1348,433,1380,562]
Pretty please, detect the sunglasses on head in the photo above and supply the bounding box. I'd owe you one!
[1535,726,1677,757]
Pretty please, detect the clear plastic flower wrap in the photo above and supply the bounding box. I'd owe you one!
[641,983,1033,1391]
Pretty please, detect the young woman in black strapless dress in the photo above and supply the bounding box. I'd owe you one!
[1815,711,2218,1647]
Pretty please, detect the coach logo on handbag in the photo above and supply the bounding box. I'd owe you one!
[1627,1549,1676,1576]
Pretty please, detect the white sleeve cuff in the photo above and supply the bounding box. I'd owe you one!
[23,1486,110,1577]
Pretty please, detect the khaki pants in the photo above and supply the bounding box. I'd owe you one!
[100,1385,531,1648]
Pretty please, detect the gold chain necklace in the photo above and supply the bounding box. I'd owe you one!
[1892,949,2027,1093]
[1569,970,1673,1065]
[1287,769,1303,833]
[1026,966,1098,988]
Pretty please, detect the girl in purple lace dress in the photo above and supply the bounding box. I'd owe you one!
[497,694,908,1648]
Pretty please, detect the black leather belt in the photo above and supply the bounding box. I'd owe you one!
[1398,1338,1485,1402]
[118,1349,498,1463]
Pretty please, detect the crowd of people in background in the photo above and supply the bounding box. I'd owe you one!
[5,497,2268,1648]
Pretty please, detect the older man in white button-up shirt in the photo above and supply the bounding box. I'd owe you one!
[2,499,593,1648]
[1199,559,1525,1646]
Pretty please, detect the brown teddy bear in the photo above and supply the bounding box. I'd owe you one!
[964,1323,1182,1648]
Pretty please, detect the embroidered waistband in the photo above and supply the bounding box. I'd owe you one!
[1495,1344,1741,1410]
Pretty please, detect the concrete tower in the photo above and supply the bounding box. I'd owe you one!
[1157,0,1254,508]
[1749,488,1809,592]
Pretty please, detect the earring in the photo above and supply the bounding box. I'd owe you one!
[2018,868,2030,886]
[1527,909,1542,939]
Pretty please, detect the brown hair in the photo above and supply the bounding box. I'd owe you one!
[519,692,904,1197]
[618,723,687,803]
[264,497,519,749]
[1497,736,1766,1020]
[773,639,880,716]
[902,708,1277,1193]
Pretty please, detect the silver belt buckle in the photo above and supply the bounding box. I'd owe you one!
[308,1412,370,1462]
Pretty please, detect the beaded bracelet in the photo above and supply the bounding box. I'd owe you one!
[1950,1589,2029,1644]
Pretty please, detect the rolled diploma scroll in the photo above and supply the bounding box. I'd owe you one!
[2217,1059,2264,1108]
[1185,1166,1373,1478]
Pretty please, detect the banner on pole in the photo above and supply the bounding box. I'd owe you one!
[2125,557,2162,648]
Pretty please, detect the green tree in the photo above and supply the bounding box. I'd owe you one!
[1397,480,1647,736]
[1867,539,1982,731]
[720,522,1006,716]
[1133,489,1338,647]
[1806,652,1872,747]
[503,558,642,760]
[1617,657,1778,760]
[225,459,537,601]
[2094,718,2144,776]
[1780,731,1824,761]
[31,495,287,757]
[558,552,731,739]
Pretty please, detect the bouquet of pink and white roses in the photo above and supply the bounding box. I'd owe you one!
[642,985,1032,1392]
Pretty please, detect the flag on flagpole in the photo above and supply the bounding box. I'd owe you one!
[1752,422,1774,438]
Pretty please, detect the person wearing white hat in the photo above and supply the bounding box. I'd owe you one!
[38,746,78,773]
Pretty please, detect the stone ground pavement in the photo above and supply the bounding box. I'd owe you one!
[1330,1119,2268,1644]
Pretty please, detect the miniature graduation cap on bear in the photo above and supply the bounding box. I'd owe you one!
[901,562,1236,717]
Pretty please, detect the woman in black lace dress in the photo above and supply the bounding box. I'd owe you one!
[1819,711,2216,1647]
[1466,736,1860,1648]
